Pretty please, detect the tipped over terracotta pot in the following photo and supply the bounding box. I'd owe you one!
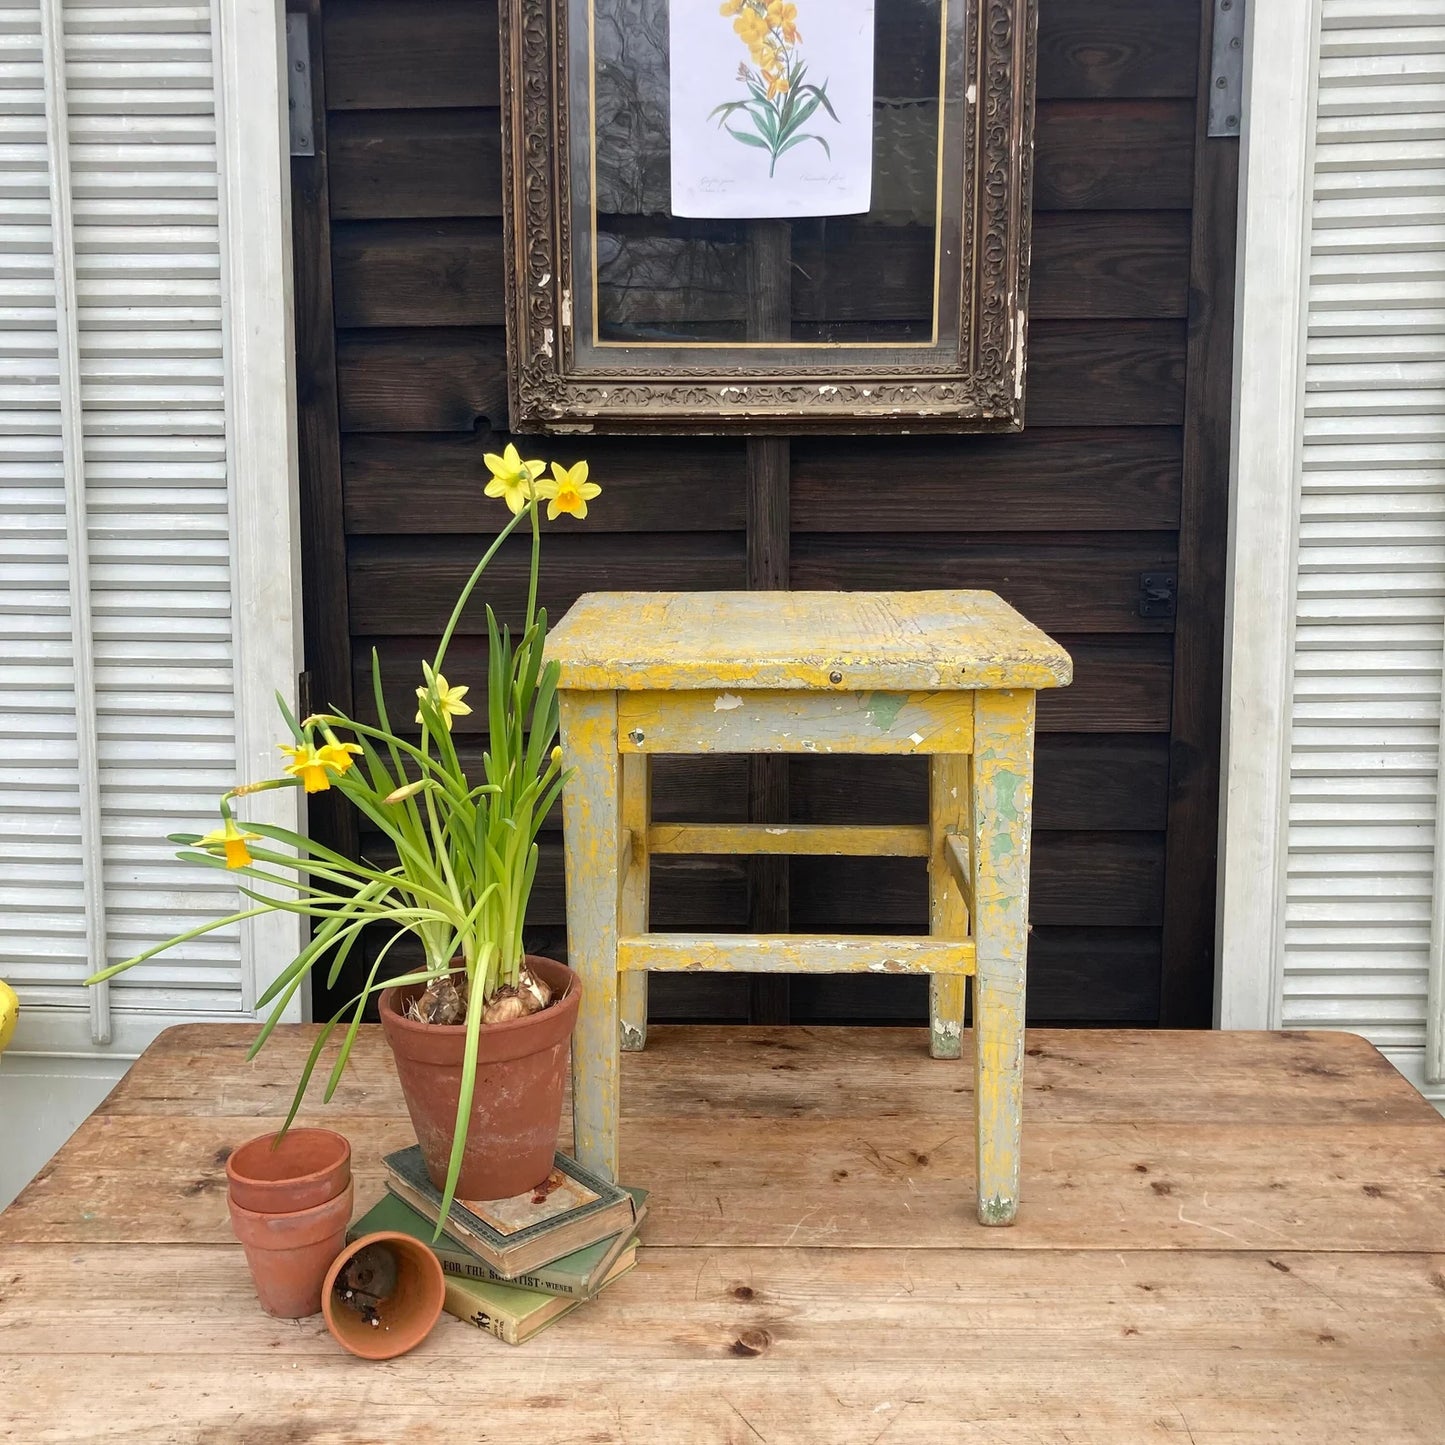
[322,1231,446,1360]
[379,954,580,1201]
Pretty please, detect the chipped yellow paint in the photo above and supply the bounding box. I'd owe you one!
[553,592,1069,1217]
[929,755,971,1060]
[942,835,974,914]
[618,753,650,1054]
[970,688,1036,1226]
[647,822,932,857]
[618,933,976,976]
[557,690,622,1182]
[545,591,1074,694]
[616,689,975,755]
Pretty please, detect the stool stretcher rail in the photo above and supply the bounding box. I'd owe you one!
[646,823,932,858]
[617,933,977,977]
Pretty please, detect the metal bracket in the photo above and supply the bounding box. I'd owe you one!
[286,14,315,157]
[1138,573,1178,621]
[1208,0,1245,137]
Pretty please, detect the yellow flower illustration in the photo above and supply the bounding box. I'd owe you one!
[538,460,601,521]
[415,673,474,730]
[710,0,835,178]
[280,740,363,793]
[200,818,262,870]
[483,442,547,515]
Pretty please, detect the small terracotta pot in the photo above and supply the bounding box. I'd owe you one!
[322,1231,446,1360]
[225,1127,351,1214]
[228,1181,354,1319]
[379,954,580,1201]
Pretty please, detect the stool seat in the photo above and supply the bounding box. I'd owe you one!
[545,590,1073,693]
[551,589,1070,1227]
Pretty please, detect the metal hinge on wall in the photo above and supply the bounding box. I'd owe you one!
[286,13,315,156]
[1208,0,1246,137]
[1139,573,1178,620]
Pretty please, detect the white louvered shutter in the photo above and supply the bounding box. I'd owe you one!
[0,0,244,1054]
[1283,0,1445,1095]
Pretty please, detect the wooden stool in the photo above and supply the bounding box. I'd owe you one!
[546,591,1071,1224]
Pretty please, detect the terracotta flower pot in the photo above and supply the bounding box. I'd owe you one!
[322,1231,446,1360]
[228,1180,354,1319]
[379,954,580,1201]
[225,1127,351,1214]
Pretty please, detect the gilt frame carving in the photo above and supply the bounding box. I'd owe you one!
[498,0,1038,434]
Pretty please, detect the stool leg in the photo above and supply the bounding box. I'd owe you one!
[559,690,622,1182]
[971,689,1036,1226]
[619,753,650,1052]
[928,754,969,1059]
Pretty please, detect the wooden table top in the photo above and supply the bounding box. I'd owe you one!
[2,1025,1443,1441]
[545,590,1074,692]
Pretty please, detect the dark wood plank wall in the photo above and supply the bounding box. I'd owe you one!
[299,0,1232,1027]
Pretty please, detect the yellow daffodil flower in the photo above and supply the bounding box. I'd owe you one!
[719,0,743,14]
[415,673,473,731]
[483,442,547,515]
[538,460,600,521]
[200,818,262,870]
[280,740,362,793]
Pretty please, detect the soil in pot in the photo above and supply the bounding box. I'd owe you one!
[379,954,580,1202]
[228,1180,354,1319]
[225,1127,351,1214]
[322,1231,445,1360]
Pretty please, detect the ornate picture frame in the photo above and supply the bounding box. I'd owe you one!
[499,0,1038,434]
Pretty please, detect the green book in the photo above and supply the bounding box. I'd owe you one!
[441,1252,638,1345]
[382,1145,638,1279]
[350,1189,647,1299]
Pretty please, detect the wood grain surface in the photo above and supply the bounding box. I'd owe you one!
[1,1025,1442,1442]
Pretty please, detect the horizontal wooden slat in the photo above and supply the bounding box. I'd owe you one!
[327,103,1193,225]
[790,536,1179,635]
[1035,0,1199,99]
[327,109,502,221]
[342,431,747,533]
[647,823,932,857]
[789,927,1162,1024]
[617,933,976,976]
[1027,321,1188,425]
[616,689,976,757]
[1030,211,1191,318]
[92,1023,1431,1128]
[336,328,508,432]
[788,833,1165,930]
[791,428,1181,533]
[1033,100,1195,210]
[324,0,499,110]
[333,324,1182,443]
[320,0,1196,113]
[347,427,1177,535]
[334,321,1183,433]
[332,212,1189,331]
[345,533,747,635]
[788,736,1172,831]
[331,220,504,328]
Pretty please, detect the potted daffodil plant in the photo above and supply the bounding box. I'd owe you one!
[88,447,601,1220]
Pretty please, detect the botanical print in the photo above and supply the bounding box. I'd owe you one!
[711,0,837,179]
[670,0,875,219]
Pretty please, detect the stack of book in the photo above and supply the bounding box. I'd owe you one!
[350,1146,646,1344]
